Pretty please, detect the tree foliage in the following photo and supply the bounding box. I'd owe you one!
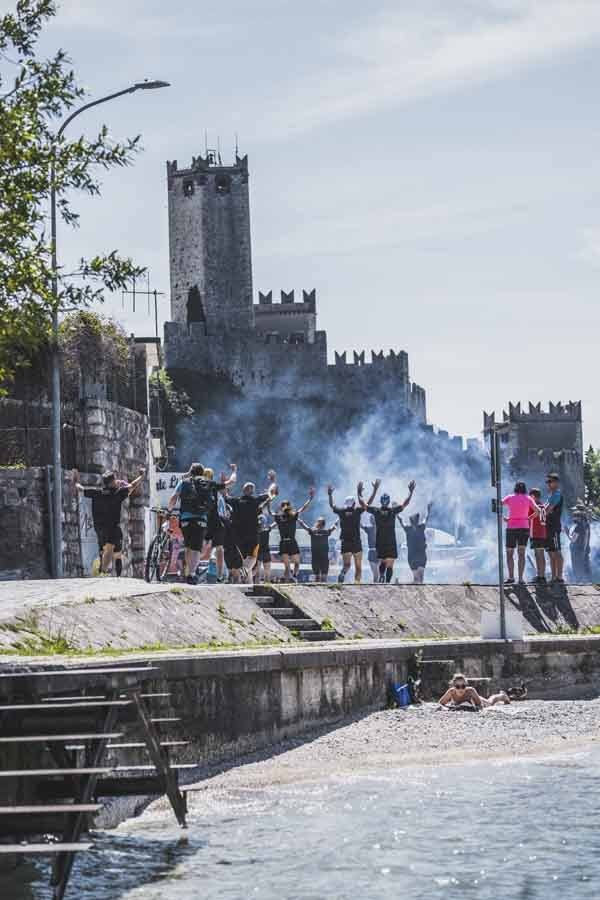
[0,0,144,389]
[59,310,130,401]
[584,446,600,513]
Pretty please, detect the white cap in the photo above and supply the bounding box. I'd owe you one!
[344,496,355,508]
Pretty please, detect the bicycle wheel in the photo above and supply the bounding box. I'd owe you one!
[157,538,173,581]
[145,534,163,583]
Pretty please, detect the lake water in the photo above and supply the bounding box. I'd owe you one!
[18,747,600,900]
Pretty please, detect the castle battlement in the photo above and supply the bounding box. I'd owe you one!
[484,401,582,430]
[330,349,409,370]
[255,289,316,310]
[164,144,428,426]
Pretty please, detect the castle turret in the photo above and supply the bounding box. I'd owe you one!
[166,152,254,333]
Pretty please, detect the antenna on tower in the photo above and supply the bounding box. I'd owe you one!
[217,136,222,166]
[235,132,239,157]
[204,129,208,156]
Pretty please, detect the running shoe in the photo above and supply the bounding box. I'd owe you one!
[504,578,515,585]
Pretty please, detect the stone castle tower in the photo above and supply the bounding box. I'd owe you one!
[483,401,584,505]
[167,152,254,333]
[163,150,426,422]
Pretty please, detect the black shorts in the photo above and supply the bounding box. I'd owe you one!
[279,538,300,557]
[205,523,225,548]
[547,530,562,552]
[181,519,206,551]
[238,538,259,559]
[341,540,362,556]
[376,543,398,561]
[312,555,329,576]
[96,524,122,553]
[224,544,243,571]
[530,537,549,550]
[408,555,427,572]
[506,528,529,549]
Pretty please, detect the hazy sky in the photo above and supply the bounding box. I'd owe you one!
[42,0,600,444]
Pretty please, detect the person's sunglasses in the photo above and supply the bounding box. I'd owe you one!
[454,683,466,689]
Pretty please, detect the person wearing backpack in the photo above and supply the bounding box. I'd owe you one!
[168,463,230,584]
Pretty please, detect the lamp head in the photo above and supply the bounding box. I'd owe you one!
[134,80,170,91]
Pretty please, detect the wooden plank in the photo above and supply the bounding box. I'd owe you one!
[41,696,107,702]
[106,741,188,749]
[0,768,115,777]
[0,843,93,854]
[0,701,132,711]
[113,764,196,772]
[0,805,101,814]
[0,733,123,744]
[0,667,158,678]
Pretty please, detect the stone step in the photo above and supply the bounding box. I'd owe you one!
[262,607,306,619]
[279,618,319,631]
[299,630,338,642]
[253,596,293,609]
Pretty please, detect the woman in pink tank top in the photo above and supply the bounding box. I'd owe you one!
[502,481,538,584]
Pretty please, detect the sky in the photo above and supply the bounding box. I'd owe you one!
[37,0,600,445]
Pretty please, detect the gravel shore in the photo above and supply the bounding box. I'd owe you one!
[176,699,600,813]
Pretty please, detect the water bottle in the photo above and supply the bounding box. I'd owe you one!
[207,557,218,583]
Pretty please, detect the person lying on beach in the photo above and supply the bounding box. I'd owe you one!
[438,673,511,710]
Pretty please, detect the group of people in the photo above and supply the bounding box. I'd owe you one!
[162,464,430,585]
[76,461,591,586]
[502,471,591,585]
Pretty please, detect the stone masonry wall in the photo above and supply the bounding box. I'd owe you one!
[0,400,149,580]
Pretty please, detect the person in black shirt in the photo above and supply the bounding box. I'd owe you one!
[200,464,237,581]
[256,513,276,583]
[168,463,231,583]
[299,516,337,582]
[359,479,416,583]
[75,468,145,576]
[328,484,364,583]
[272,488,315,581]
[399,502,433,583]
[228,481,278,585]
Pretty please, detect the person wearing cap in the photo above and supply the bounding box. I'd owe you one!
[327,485,364,583]
[545,473,565,584]
[358,478,416,583]
[567,503,591,583]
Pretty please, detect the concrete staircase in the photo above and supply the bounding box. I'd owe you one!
[247,586,337,642]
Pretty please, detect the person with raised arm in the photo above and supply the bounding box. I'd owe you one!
[299,516,338,582]
[227,480,279,586]
[74,467,146,576]
[200,463,237,581]
[398,502,433,584]
[328,484,364,583]
[359,479,416,583]
[168,463,233,584]
[272,488,315,582]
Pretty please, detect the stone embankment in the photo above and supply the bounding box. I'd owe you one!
[1,580,599,656]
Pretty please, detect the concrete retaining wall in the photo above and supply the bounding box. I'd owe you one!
[2,634,599,782]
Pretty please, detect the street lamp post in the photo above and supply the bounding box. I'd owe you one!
[50,80,169,578]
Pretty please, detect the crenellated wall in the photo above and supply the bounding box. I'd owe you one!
[483,401,584,504]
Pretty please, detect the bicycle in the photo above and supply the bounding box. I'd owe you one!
[145,508,182,583]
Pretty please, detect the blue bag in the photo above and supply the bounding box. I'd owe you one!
[391,683,412,708]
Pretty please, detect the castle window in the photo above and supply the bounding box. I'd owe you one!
[183,179,194,197]
[215,174,231,195]
[187,285,207,333]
